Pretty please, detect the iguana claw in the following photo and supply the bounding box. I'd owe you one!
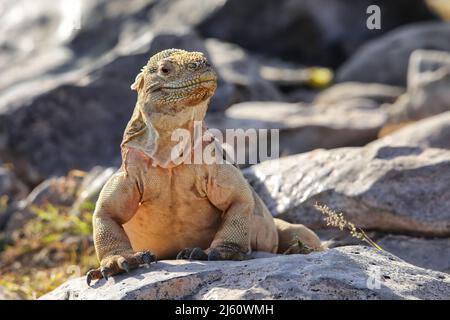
[86,269,102,286]
[100,267,110,280]
[119,260,130,273]
[86,271,94,286]
[139,251,156,266]
[207,244,247,261]
[176,247,208,260]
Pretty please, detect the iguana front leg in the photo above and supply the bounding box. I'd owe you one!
[177,164,253,261]
[86,168,156,285]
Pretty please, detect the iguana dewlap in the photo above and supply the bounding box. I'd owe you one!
[87,49,322,284]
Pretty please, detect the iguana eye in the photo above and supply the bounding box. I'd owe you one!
[159,64,172,75]
[188,62,198,70]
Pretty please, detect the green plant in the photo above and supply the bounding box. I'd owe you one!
[0,202,97,299]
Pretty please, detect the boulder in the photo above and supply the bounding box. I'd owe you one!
[243,145,450,236]
[336,22,450,86]
[196,0,436,68]
[40,246,450,300]
[373,111,450,150]
[0,0,161,110]
[386,50,450,123]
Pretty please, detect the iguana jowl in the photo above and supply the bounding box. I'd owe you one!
[86,49,323,284]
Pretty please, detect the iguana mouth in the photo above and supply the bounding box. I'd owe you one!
[162,79,216,90]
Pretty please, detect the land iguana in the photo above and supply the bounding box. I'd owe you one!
[86,49,323,285]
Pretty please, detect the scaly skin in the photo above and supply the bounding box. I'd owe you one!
[86,49,323,285]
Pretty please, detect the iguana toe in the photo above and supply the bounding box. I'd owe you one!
[282,240,314,255]
[207,245,247,261]
[206,248,221,261]
[86,250,157,285]
[177,245,247,261]
[176,248,189,260]
[100,266,111,280]
[189,247,208,260]
[118,260,130,273]
[137,250,157,266]
[176,247,208,261]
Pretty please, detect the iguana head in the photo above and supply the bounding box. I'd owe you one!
[131,49,217,110]
[122,49,217,168]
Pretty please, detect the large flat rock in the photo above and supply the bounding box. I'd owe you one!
[243,145,450,236]
[40,246,450,300]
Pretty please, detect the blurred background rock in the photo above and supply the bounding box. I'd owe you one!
[0,0,449,299]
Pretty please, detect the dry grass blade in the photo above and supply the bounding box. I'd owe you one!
[314,203,384,252]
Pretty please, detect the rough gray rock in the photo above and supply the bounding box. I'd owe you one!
[386,50,450,123]
[314,82,404,107]
[337,22,450,86]
[207,101,387,161]
[0,0,159,110]
[197,0,436,68]
[317,230,450,273]
[377,235,450,274]
[372,111,450,150]
[243,145,450,236]
[40,246,450,300]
